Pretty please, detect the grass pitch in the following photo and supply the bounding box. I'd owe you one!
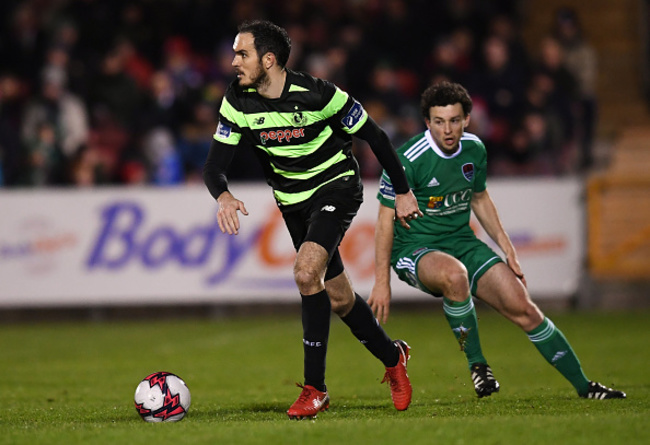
[1,306,648,444]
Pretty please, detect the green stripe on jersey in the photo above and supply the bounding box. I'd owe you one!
[273,170,355,205]
[289,84,309,92]
[271,150,348,179]
[322,87,350,120]
[219,98,248,128]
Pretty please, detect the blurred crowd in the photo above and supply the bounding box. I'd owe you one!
[0,0,598,187]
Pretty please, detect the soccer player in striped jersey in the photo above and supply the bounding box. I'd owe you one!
[203,20,423,419]
[370,81,626,400]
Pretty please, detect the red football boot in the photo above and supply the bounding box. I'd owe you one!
[381,340,412,411]
[287,384,330,420]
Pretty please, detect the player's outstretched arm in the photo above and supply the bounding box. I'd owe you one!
[369,203,396,324]
[354,117,422,228]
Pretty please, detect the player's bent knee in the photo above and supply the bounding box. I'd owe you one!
[293,268,323,293]
[440,270,470,300]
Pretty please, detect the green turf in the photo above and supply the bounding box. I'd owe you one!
[1,307,648,444]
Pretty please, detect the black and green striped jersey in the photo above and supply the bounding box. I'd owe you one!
[214,69,368,208]
[377,130,488,250]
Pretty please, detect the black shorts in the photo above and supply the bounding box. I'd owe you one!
[281,182,363,280]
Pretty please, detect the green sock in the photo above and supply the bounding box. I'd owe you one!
[527,317,590,395]
[443,296,486,368]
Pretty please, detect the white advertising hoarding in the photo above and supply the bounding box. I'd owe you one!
[0,179,583,307]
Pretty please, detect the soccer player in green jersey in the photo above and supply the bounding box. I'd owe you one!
[203,20,423,419]
[370,81,626,400]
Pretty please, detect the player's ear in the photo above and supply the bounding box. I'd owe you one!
[263,52,275,69]
[464,113,471,127]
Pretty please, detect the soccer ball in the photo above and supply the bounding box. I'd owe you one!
[134,372,191,422]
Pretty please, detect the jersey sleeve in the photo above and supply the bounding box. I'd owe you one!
[318,81,369,135]
[376,171,396,209]
[213,87,244,146]
[473,139,488,192]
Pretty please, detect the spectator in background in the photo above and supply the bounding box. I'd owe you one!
[140,70,187,136]
[143,127,183,185]
[553,7,598,170]
[87,46,141,130]
[492,111,557,176]
[0,73,27,186]
[82,106,130,185]
[23,121,66,185]
[21,66,89,185]
[468,35,527,159]
[177,101,218,183]
[424,35,467,85]
[47,19,87,97]
[2,2,47,87]
[113,37,155,92]
[161,36,204,117]
[487,13,531,76]
[0,0,581,186]
[530,35,579,173]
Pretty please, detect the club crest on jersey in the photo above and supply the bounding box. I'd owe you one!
[293,110,306,126]
[462,163,474,182]
[341,100,364,129]
[215,122,231,139]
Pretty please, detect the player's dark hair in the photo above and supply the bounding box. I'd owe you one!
[420,81,473,119]
[238,20,291,68]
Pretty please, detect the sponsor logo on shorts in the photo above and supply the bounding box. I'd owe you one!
[321,205,336,212]
[412,247,428,256]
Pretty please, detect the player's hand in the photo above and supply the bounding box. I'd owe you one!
[368,282,392,324]
[394,190,423,229]
[507,255,527,288]
[216,191,249,235]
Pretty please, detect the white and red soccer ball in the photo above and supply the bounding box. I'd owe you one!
[134,372,191,422]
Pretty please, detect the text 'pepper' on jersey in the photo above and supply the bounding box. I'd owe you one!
[260,128,305,145]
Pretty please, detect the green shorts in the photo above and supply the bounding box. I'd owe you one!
[391,233,502,297]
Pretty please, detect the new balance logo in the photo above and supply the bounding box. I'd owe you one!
[427,177,440,187]
[551,350,567,363]
[321,205,336,212]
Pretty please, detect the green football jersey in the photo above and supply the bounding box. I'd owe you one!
[377,130,487,251]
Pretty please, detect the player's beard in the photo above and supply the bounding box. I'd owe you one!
[240,61,270,90]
